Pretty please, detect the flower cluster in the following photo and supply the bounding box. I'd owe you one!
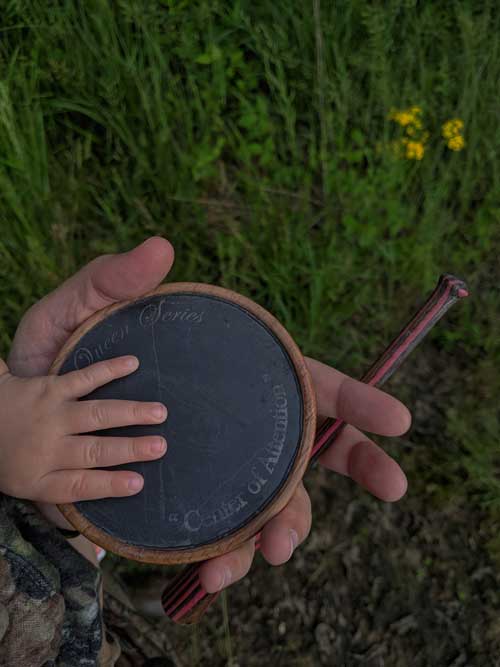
[388,106,427,160]
[442,119,465,151]
[388,106,465,160]
[389,106,422,129]
[404,141,425,160]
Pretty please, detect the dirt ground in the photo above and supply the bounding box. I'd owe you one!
[109,349,500,667]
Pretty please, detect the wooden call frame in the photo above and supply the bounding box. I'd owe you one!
[49,282,317,564]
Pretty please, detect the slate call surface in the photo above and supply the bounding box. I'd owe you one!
[52,284,316,564]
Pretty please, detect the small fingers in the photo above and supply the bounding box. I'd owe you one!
[199,537,256,594]
[66,399,167,433]
[37,469,144,503]
[57,356,139,399]
[260,481,312,566]
[57,434,167,469]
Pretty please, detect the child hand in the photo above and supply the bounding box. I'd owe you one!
[0,355,167,503]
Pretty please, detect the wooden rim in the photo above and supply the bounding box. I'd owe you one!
[51,282,316,564]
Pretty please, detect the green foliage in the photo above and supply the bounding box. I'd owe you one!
[0,0,498,546]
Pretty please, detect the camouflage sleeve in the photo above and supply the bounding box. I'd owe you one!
[0,492,121,666]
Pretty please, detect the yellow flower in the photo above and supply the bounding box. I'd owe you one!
[447,135,465,151]
[442,118,464,139]
[389,110,414,126]
[405,141,425,160]
[389,106,423,128]
[387,106,428,160]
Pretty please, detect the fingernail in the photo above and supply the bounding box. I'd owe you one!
[289,529,299,560]
[217,566,232,591]
[128,476,143,492]
[124,356,139,369]
[151,437,167,455]
[152,404,167,420]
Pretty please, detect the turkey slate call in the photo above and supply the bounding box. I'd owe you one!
[51,283,316,564]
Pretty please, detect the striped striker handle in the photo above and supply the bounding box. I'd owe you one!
[161,274,469,624]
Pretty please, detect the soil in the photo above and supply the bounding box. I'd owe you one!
[109,348,500,667]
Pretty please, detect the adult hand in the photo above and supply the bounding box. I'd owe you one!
[199,357,411,592]
[8,236,411,588]
[8,237,175,378]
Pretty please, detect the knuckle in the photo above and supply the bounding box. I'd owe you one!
[130,438,142,460]
[132,402,145,422]
[90,402,107,427]
[70,474,89,500]
[79,367,95,388]
[85,439,103,467]
[98,360,114,381]
[106,358,118,374]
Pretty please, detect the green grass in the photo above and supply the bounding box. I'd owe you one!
[0,0,499,549]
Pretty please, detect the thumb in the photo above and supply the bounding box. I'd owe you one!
[0,357,9,376]
[8,236,175,377]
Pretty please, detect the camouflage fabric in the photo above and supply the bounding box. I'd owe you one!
[0,493,178,666]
